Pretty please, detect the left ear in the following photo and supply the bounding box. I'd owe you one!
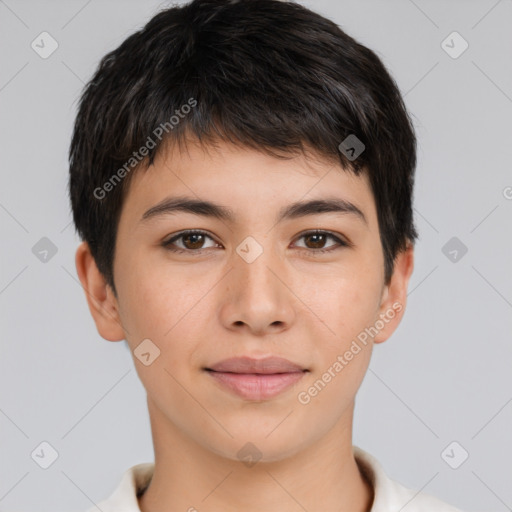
[373,243,414,344]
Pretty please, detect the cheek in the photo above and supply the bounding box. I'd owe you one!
[116,255,216,372]
[295,270,380,415]
[312,263,383,346]
[115,251,191,344]
[116,262,205,395]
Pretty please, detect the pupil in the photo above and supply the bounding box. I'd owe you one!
[307,234,325,248]
[185,234,203,249]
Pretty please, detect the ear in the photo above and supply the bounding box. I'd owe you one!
[75,241,125,342]
[373,243,414,344]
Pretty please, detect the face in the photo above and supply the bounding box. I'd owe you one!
[77,138,413,462]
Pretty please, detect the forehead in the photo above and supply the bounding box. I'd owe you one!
[119,139,377,228]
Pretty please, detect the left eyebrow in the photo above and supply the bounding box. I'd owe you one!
[140,195,367,225]
[277,197,367,225]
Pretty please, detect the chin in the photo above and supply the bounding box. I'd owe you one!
[203,425,311,464]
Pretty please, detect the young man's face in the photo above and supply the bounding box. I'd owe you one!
[77,138,413,462]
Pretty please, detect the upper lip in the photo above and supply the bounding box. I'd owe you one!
[206,356,307,374]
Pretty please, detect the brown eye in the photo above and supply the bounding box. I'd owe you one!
[303,233,328,249]
[181,233,206,249]
[162,230,219,253]
[294,230,348,253]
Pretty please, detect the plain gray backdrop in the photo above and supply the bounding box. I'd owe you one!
[1,0,511,510]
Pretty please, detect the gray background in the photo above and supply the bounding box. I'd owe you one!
[1,0,511,510]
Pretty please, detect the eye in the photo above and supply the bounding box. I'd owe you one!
[162,230,220,253]
[293,230,349,253]
[161,229,350,255]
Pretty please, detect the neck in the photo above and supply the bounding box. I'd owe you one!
[138,398,374,512]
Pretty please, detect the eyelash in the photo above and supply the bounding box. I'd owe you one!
[161,229,350,255]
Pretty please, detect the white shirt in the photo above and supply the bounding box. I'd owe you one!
[87,445,464,511]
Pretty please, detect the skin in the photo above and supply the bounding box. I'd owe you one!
[76,138,414,512]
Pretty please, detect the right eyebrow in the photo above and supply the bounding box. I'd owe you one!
[141,196,235,223]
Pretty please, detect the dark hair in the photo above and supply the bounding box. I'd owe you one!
[68,0,418,297]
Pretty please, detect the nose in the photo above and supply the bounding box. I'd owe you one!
[219,242,296,336]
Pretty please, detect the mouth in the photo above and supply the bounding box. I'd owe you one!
[204,356,309,401]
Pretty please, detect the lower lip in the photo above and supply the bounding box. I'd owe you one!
[206,370,306,400]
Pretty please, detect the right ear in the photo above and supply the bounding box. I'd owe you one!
[74,241,125,342]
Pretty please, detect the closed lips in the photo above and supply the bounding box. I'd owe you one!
[204,356,309,401]
[205,356,308,374]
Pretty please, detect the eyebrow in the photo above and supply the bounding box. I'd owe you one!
[140,195,367,225]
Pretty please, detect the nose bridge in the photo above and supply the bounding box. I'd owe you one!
[235,235,284,298]
[221,234,295,333]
